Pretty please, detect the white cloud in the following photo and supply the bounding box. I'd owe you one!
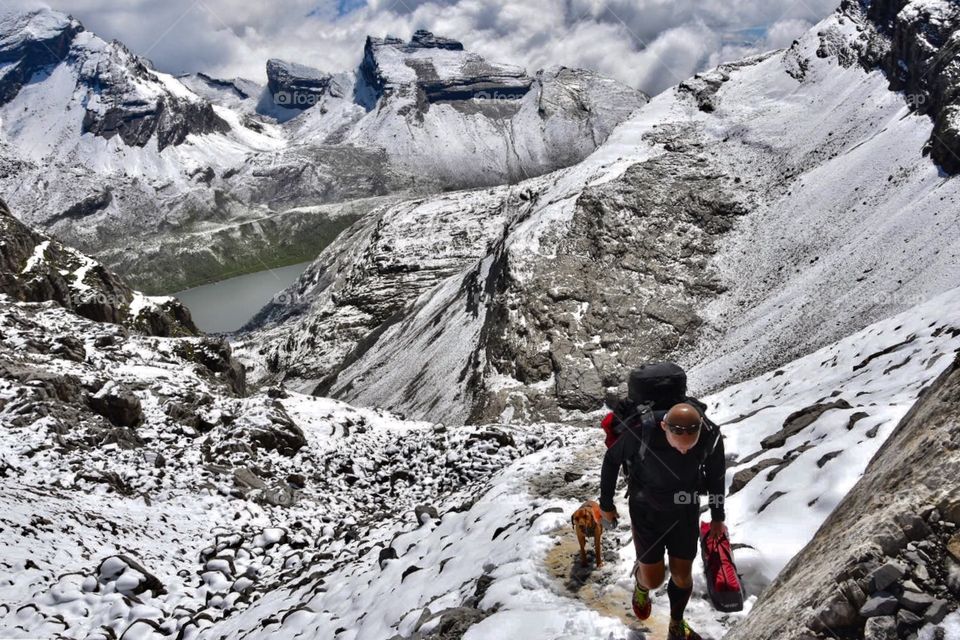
[5,0,841,94]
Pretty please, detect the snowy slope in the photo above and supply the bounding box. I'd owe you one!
[0,294,554,639]
[22,280,947,640]
[243,1,960,427]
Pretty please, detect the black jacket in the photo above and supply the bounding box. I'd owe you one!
[599,409,726,521]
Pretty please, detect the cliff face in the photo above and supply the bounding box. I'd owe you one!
[726,354,960,639]
[839,0,960,172]
[355,30,532,108]
[0,199,197,337]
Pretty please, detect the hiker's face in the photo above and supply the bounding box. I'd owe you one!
[662,422,701,454]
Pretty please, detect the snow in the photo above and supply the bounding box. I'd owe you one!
[702,284,960,589]
[69,250,99,293]
[21,239,49,273]
[920,612,960,639]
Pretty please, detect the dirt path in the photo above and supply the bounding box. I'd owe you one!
[530,435,671,638]
[544,527,671,639]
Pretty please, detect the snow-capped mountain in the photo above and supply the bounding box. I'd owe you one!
[4,0,960,639]
[240,0,960,428]
[0,9,645,293]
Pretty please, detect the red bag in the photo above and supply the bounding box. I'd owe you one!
[700,521,745,612]
[601,411,619,448]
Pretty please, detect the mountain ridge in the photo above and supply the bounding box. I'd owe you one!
[0,9,646,293]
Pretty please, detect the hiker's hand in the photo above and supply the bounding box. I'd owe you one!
[708,520,726,540]
[601,509,618,525]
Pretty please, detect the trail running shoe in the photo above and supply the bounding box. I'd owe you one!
[632,583,651,620]
[667,619,703,640]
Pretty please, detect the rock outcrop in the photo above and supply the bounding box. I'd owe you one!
[0,198,197,337]
[726,354,960,639]
[835,0,960,172]
[0,10,81,105]
[266,59,341,110]
[356,30,532,108]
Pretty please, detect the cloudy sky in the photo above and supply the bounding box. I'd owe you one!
[11,0,840,95]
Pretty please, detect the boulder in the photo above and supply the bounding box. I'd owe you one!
[378,547,398,569]
[860,593,899,617]
[896,609,924,635]
[868,561,905,592]
[898,589,934,613]
[924,599,950,624]
[810,591,859,631]
[414,505,439,524]
[88,383,142,428]
[760,400,852,449]
[863,615,897,640]
[96,554,165,596]
[729,457,784,495]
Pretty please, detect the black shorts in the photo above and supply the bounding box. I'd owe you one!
[629,495,700,564]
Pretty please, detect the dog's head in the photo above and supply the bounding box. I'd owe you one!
[571,507,598,532]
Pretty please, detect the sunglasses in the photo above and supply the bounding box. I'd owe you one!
[664,420,702,435]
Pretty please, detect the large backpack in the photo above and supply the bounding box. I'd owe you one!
[601,362,720,486]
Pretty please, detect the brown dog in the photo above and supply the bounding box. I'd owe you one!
[571,500,604,568]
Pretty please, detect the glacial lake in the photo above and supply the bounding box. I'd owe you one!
[172,261,312,334]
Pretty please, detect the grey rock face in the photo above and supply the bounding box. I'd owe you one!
[0,198,198,337]
[471,150,747,421]
[725,356,960,639]
[266,59,338,110]
[356,30,531,108]
[70,35,229,149]
[837,0,960,172]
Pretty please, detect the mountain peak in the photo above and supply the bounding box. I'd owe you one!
[408,29,465,51]
[0,8,83,105]
[357,28,530,108]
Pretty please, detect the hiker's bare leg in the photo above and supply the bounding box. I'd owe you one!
[667,556,694,589]
[635,561,665,589]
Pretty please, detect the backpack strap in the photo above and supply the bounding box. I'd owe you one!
[637,405,656,463]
